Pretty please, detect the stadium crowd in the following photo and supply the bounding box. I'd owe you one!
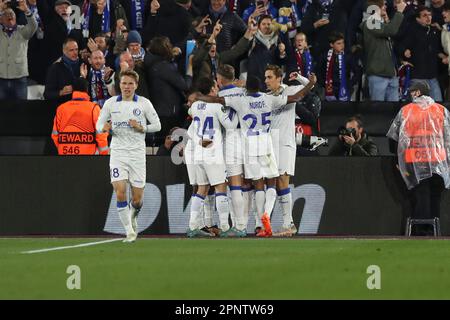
[2,0,450,141]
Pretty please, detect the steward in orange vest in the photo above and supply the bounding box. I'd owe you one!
[51,80,109,155]
[387,80,450,225]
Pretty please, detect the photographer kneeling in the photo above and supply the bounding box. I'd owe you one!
[328,116,378,156]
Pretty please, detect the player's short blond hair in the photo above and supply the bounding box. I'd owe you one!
[119,70,139,84]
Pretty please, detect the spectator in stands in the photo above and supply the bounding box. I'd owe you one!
[205,0,247,52]
[40,0,82,68]
[400,5,444,101]
[118,0,147,32]
[80,0,128,39]
[286,32,314,77]
[301,0,348,60]
[247,14,288,89]
[362,0,405,102]
[441,2,450,100]
[242,0,278,23]
[156,126,182,155]
[126,30,145,63]
[316,31,352,101]
[387,80,450,234]
[328,115,378,156]
[431,0,445,28]
[80,50,114,107]
[224,0,251,16]
[0,0,37,100]
[145,36,193,139]
[27,0,46,86]
[110,51,149,97]
[44,38,81,103]
[86,32,116,69]
[143,0,193,49]
[192,16,256,81]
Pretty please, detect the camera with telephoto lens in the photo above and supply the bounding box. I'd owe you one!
[338,126,356,137]
[295,133,328,151]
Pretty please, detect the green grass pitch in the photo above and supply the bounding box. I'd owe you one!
[1,237,450,299]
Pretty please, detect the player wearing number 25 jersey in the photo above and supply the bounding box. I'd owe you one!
[96,70,161,243]
[193,74,317,237]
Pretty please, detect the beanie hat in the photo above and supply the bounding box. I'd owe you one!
[127,30,142,45]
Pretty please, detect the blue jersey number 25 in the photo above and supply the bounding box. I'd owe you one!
[243,112,271,136]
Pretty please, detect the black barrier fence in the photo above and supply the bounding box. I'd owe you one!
[1,156,449,236]
[5,100,450,155]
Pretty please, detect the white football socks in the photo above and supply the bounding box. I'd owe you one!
[255,190,265,222]
[230,187,245,231]
[215,193,230,232]
[203,194,215,227]
[189,194,205,230]
[117,201,134,235]
[264,187,277,217]
[278,188,293,229]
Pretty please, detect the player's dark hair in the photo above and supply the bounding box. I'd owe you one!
[246,75,261,92]
[196,77,215,95]
[217,64,235,81]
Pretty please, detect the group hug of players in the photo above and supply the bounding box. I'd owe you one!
[184,64,316,238]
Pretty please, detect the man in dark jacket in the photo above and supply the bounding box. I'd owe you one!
[192,16,256,81]
[301,0,348,61]
[44,38,81,103]
[39,0,82,70]
[145,36,193,138]
[247,14,288,90]
[205,0,247,53]
[328,115,378,156]
[399,5,445,101]
[142,0,193,49]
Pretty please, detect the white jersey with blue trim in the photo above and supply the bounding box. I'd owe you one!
[190,100,234,164]
[270,84,303,148]
[96,94,161,156]
[218,85,245,159]
[224,93,288,156]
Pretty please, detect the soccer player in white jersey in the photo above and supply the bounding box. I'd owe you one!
[194,73,317,237]
[187,77,237,237]
[216,64,249,236]
[265,65,312,236]
[96,70,161,243]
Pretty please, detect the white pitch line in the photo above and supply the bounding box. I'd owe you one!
[21,238,123,254]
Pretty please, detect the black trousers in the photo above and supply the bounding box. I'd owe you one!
[410,175,445,219]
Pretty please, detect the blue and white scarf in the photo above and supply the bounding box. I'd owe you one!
[131,0,145,31]
[325,49,349,101]
[128,47,145,62]
[90,67,110,107]
[82,0,110,38]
